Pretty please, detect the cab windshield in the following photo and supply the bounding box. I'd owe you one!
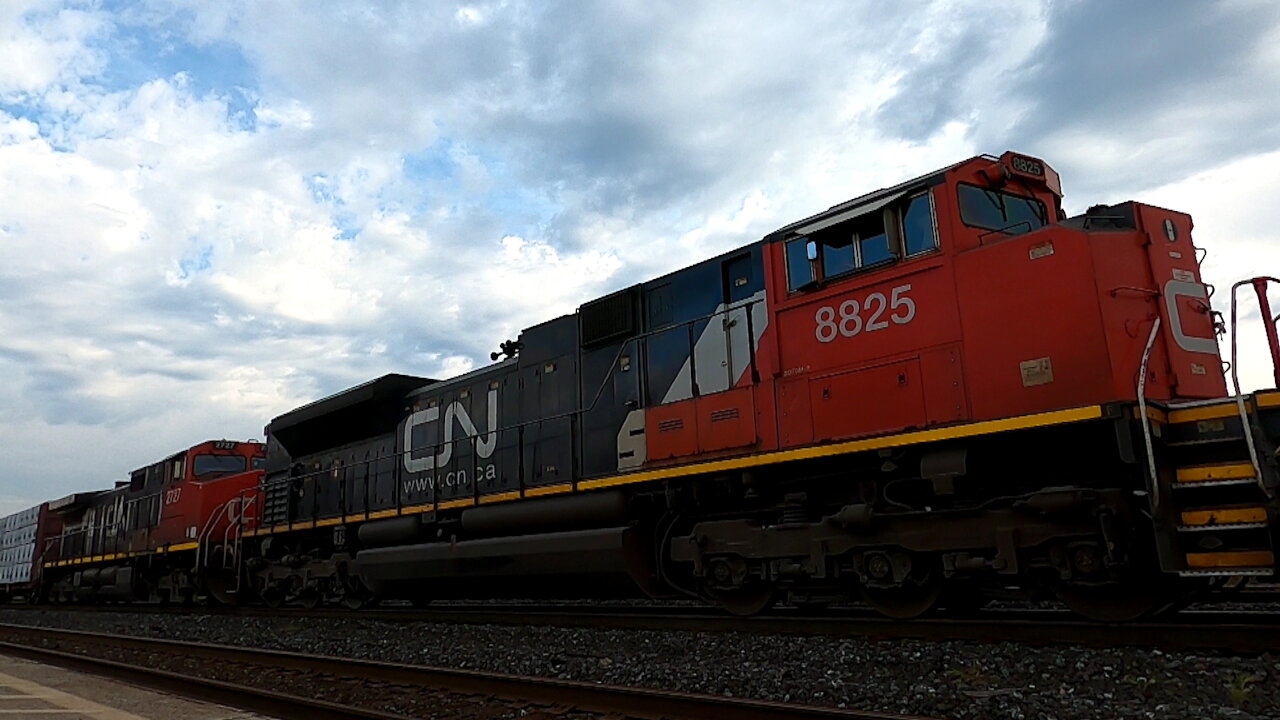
[957,184,1047,236]
[192,454,247,479]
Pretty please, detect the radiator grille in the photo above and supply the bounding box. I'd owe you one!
[579,290,637,347]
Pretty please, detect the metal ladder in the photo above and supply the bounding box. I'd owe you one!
[1148,278,1280,576]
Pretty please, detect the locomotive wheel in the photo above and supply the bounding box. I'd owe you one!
[706,584,777,616]
[342,592,373,610]
[340,579,375,610]
[297,587,322,610]
[863,581,942,619]
[861,553,942,619]
[938,583,990,616]
[204,573,237,606]
[202,546,239,606]
[261,584,285,609]
[1052,580,1157,622]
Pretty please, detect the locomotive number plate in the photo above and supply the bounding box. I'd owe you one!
[814,284,916,343]
[1011,155,1044,176]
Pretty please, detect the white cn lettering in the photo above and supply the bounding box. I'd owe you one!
[403,388,499,473]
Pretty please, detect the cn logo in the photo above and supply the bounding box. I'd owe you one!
[403,388,498,473]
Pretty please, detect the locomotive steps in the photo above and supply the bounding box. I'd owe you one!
[1155,396,1279,577]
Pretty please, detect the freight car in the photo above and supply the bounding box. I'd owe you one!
[39,439,265,603]
[0,503,56,603]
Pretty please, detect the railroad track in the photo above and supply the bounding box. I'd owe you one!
[0,623,932,720]
[3,602,1280,652]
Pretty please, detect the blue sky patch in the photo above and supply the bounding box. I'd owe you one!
[92,3,259,127]
[177,244,214,279]
[404,137,457,183]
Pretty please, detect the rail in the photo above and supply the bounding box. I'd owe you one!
[0,623,932,720]
[4,603,1280,652]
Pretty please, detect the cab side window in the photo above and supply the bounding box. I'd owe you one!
[785,237,814,292]
[902,193,937,256]
[820,235,855,278]
[856,212,892,267]
[785,189,937,293]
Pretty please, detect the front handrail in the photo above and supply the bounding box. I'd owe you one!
[1231,277,1280,389]
[1137,318,1162,511]
[1228,277,1280,498]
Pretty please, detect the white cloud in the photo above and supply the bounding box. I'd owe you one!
[0,1,106,97]
[0,1,1277,517]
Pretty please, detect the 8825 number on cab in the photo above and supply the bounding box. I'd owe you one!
[814,284,916,343]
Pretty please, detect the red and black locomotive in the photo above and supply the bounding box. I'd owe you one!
[233,151,1280,620]
[32,440,264,603]
[26,151,1280,621]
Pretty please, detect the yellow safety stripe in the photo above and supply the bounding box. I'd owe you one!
[479,491,522,504]
[524,483,574,497]
[1186,550,1275,568]
[1180,507,1268,526]
[580,404,1106,490]
[46,406,1110,553]
[1255,391,1280,409]
[1133,406,1167,424]
[1177,463,1255,483]
[1168,401,1253,424]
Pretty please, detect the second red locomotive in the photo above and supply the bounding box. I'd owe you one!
[38,439,264,603]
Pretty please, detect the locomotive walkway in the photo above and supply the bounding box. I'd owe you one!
[0,622,937,720]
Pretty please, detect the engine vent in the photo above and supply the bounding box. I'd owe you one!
[658,418,685,432]
[579,289,638,347]
[710,408,740,423]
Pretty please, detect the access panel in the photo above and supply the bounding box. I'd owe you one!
[808,359,926,442]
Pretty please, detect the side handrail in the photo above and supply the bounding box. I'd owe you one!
[1137,318,1162,511]
[196,498,239,570]
[1231,277,1280,388]
[251,296,769,524]
[1229,277,1280,497]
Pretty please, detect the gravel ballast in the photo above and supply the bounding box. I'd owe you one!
[0,608,1275,719]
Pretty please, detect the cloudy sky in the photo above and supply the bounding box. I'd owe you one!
[2,0,1279,514]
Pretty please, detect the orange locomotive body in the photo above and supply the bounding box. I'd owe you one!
[629,152,1227,470]
[762,152,1224,446]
